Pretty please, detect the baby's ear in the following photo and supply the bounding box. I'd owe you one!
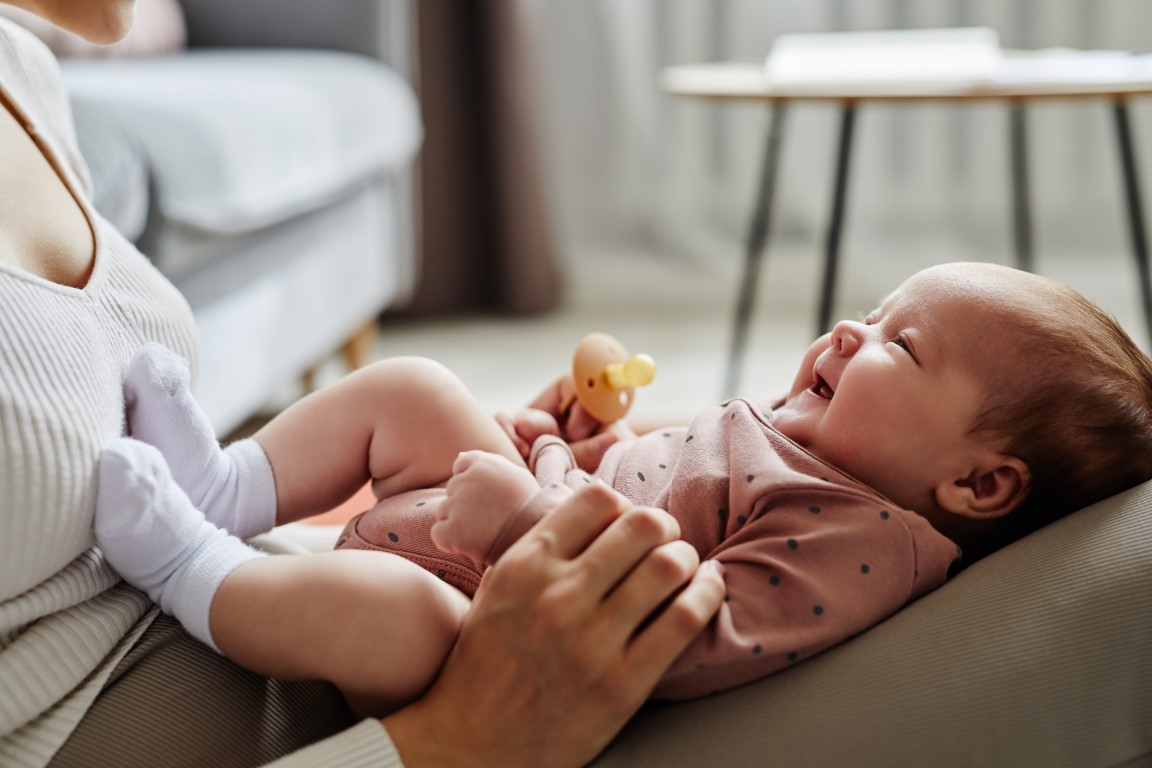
[935,454,1031,520]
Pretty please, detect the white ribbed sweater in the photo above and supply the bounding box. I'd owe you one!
[0,18,399,767]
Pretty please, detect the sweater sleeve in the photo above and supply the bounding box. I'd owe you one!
[652,487,949,700]
[265,719,403,767]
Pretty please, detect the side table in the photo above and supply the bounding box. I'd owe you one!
[662,52,1152,396]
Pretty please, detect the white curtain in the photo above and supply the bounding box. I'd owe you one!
[530,0,1152,266]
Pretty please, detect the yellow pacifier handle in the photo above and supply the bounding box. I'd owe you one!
[604,354,657,390]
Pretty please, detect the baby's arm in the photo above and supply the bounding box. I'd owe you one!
[431,451,540,563]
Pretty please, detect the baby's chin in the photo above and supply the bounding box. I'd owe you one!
[766,400,805,443]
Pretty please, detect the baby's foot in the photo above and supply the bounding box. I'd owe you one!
[95,437,263,650]
[124,343,276,539]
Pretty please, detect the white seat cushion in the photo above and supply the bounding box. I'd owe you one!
[62,50,420,236]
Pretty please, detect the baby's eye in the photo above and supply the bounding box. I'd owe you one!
[890,335,914,357]
[861,312,877,325]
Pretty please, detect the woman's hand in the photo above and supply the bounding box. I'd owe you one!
[381,482,725,767]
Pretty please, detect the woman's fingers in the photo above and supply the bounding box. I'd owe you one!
[597,538,703,643]
[528,482,652,561]
[623,557,725,678]
[573,502,682,595]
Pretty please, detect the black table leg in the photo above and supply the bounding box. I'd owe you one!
[723,102,787,398]
[816,103,858,336]
[1112,97,1152,345]
[1009,101,1035,273]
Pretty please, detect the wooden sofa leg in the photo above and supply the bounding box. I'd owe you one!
[301,320,379,394]
[340,319,379,372]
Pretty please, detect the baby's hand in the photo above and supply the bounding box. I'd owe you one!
[431,451,540,564]
[495,407,563,459]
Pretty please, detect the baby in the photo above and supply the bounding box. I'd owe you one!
[94,262,1152,713]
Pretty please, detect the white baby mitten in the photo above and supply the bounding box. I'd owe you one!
[124,342,277,540]
[95,438,263,650]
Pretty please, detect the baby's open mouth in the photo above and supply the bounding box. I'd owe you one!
[811,374,834,399]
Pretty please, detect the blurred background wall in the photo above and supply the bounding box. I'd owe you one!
[529,0,1152,270]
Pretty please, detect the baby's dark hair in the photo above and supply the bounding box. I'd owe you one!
[967,266,1152,548]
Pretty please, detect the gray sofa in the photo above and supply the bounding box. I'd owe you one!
[63,0,420,436]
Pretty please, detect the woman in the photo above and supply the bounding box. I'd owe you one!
[0,1,724,765]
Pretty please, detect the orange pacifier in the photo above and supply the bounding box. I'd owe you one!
[566,332,656,423]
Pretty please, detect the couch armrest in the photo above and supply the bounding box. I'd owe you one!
[178,0,414,77]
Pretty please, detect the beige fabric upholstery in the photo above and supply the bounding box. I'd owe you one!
[594,478,1152,767]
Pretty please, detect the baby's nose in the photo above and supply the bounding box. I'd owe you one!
[830,321,862,356]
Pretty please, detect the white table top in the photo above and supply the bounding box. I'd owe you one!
[662,50,1152,102]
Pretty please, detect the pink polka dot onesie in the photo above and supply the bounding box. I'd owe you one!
[338,397,960,700]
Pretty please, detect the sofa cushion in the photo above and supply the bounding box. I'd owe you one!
[69,99,152,244]
[61,50,420,241]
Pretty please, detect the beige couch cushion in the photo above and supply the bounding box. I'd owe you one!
[594,477,1152,767]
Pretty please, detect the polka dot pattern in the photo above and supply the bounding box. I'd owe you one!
[464,398,964,701]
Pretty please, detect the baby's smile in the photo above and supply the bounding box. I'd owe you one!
[811,373,834,399]
[809,350,838,400]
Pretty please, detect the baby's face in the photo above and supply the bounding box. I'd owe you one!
[772,264,1001,513]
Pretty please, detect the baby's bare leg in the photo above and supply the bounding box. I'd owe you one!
[255,357,525,524]
[211,549,470,716]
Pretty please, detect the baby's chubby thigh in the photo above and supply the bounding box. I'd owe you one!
[216,548,470,718]
[357,357,525,499]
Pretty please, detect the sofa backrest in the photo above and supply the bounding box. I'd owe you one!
[177,0,414,78]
